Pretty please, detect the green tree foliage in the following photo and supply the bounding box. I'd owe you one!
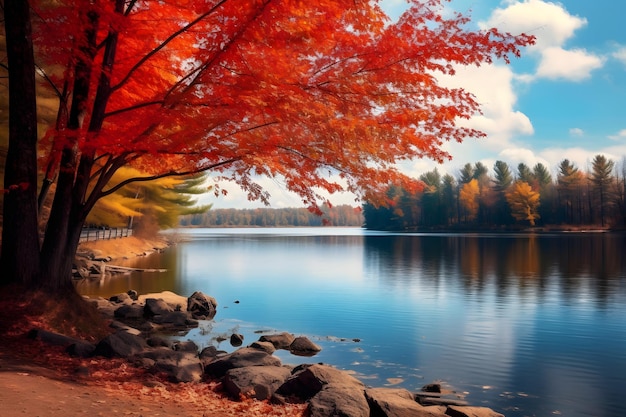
[590,154,615,227]
[517,163,533,184]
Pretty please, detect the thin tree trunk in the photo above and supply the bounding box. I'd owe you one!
[0,0,40,286]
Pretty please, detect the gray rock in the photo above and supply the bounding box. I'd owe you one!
[94,330,148,358]
[134,347,203,383]
[445,406,505,417]
[258,332,295,349]
[366,387,447,417]
[187,291,217,319]
[249,341,276,354]
[307,383,369,417]
[144,298,174,316]
[173,340,199,353]
[151,311,193,327]
[113,304,144,319]
[204,347,282,378]
[28,328,96,358]
[289,336,322,356]
[276,363,364,401]
[223,365,291,400]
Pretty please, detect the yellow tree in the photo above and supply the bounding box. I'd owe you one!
[506,181,541,226]
[459,178,479,221]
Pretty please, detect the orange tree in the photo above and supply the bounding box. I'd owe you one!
[1,0,534,290]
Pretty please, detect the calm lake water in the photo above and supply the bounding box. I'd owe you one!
[76,228,626,417]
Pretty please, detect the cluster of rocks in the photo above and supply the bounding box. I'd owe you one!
[28,290,506,417]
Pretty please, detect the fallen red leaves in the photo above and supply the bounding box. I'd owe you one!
[0,287,306,416]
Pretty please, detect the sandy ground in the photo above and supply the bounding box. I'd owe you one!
[0,359,209,417]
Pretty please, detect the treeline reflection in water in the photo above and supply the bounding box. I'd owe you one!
[363,232,626,306]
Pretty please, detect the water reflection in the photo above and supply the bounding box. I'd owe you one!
[363,233,626,307]
[75,229,626,417]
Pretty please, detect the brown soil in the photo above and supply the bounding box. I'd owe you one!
[0,236,307,417]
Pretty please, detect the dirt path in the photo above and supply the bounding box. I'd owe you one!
[0,359,209,417]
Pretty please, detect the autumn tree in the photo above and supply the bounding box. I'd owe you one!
[459,178,479,222]
[506,181,540,226]
[1,0,533,290]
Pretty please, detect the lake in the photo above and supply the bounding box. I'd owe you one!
[76,228,626,417]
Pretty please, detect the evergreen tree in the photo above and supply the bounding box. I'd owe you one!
[590,154,615,227]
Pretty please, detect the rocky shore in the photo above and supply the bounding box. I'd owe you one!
[27,287,505,417]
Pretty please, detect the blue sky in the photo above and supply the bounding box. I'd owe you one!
[210,0,626,209]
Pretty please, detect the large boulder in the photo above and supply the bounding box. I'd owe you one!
[144,298,175,316]
[258,332,295,350]
[365,388,447,417]
[94,330,148,358]
[204,347,282,378]
[138,291,187,310]
[113,304,144,320]
[275,363,364,401]
[223,365,292,400]
[307,383,369,417]
[187,291,217,319]
[133,347,203,383]
[289,336,322,356]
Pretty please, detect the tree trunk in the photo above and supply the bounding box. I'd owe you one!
[0,0,40,286]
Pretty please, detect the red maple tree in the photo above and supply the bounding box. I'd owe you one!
[1,0,533,289]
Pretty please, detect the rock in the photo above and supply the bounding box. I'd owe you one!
[27,328,96,358]
[173,340,199,353]
[445,406,505,417]
[127,290,139,300]
[249,341,276,354]
[307,383,369,417]
[94,330,148,358]
[138,291,187,310]
[366,387,447,417]
[187,291,217,319]
[109,293,132,304]
[275,363,364,401]
[113,304,144,320]
[204,347,282,378]
[258,332,295,350]
[134,347,203,383]
[144,298,174,316]
[230,333,244,347]
[223,366,292,400]
[109,320,142,336]
[289,336,322,356]
[151,311,194,327]
[422,383,442,393]
[147,336,172,348]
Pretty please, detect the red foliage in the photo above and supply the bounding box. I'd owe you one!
[31,0,534,209]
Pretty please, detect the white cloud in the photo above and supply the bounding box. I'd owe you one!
[569,128,584,137]
[536,47,604,81]
[481,0,587,50]
[608,129,626,141]
[482,0,604,82]
[611,46,626,66]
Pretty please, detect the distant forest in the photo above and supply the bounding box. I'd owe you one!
[179,205,364,227]
[363,155,626,231]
